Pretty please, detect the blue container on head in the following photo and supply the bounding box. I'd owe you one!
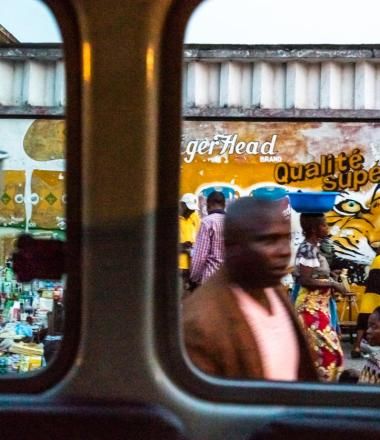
[287,191,340,213]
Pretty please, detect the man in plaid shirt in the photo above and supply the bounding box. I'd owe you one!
[190,191,226,286]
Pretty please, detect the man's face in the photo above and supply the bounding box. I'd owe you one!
[179,202,187,216]
[366,312,380,346]
[226,213,291,288]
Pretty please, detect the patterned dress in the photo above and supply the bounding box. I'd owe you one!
[294,241,344,382]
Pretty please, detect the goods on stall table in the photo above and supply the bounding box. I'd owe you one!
[0,259,64,373]
[0,353,43,374]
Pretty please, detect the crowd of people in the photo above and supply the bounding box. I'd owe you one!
[179,188,380,384]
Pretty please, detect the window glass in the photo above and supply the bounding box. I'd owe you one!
[180,0,380,386]
[0,1,65,375]
[185,0,380,44]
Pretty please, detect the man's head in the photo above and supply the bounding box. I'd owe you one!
[367,306,380,346]
[224,195,291,289]
[300,213,329,240]
[206,191,225,213]
[180,193,199,217]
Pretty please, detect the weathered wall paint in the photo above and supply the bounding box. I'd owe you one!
[24,120,65,161]
[0,119,65,264]
[0,119,65,230]
[181,121,380,317]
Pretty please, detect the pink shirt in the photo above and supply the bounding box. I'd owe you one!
[232,286,299,381]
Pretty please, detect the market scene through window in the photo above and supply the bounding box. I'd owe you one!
[180,0,380,385]
[0,1,65,375]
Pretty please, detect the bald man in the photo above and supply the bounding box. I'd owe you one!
[182,192,317,382]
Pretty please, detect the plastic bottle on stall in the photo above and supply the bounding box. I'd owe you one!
[11,301,20,322]
[22,284,34,316]
[4,259,13,282]
[11,281,20,301]
[32,293,40,311]
[22,283,33,306]
[2,259,13,298]
[3,298,12,322]
[20,300,26,321]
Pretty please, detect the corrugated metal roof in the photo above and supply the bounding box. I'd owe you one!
[183,45,380,118]
[0,45,64,116]
[2,44,380,118]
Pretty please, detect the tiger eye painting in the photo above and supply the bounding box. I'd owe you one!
[325,184,380,283]
[180,121,380,314]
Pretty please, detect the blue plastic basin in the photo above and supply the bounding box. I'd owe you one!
[287,191,340,213]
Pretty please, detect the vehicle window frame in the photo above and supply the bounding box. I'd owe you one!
[154,0,380,406]
[0,0,82,393]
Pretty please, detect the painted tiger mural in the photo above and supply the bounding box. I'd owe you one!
[326,184,380,284]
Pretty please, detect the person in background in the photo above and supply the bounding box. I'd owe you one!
[183,190,317,381]
[291,233,340,334]
[358,306,380,384]
[351,246,380,358]
[293,213,347,382]
[190,191,225,286]
[179,193,200,293]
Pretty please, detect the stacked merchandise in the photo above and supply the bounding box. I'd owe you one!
[0,259,64,374]
[10,341,44,356]
[9,341,44,373]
